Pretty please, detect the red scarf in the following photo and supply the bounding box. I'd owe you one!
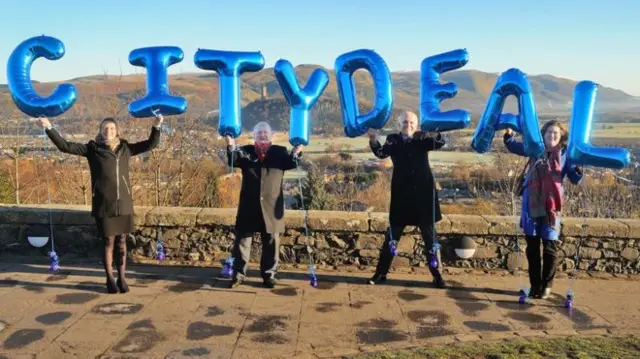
[255,142,271,162]
[528,148,563,227]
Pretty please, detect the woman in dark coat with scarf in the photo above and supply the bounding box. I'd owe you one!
[504,120,583,299]
[224,122,302,289]
[38,114,162,294]
[367,110,446,288]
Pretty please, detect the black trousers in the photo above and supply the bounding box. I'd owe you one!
[375,221,442,279]
[232,232,280,280]
[525,235,559,291]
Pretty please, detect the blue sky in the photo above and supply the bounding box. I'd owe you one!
[1,0,638,95]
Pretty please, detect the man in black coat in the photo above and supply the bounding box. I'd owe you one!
[225,122,302,288]
[367,111,447,288]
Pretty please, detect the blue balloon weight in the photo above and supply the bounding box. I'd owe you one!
[335,49,393,138]
[274,59,329,147]
[7,35,77,118]
[128,46,188,118]
[194,49,265,138]
[567,81,630,169]
[471,68,544,158]
[420,49,471,132]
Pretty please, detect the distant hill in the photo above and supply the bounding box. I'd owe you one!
[1,66,639,128]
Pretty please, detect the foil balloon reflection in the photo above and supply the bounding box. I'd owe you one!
[309,264,318,287]
[471,68,544,158]
[128,46,188,118]
[195,50,265,138]
[567,81,631,169]
[7,35,77,117]
[518,288,530,305]
[49,250,60,271]
[389,239,398,256]
[429,242,441,269]
[274,59,329,146]
[335,49,393,137]
[222,257,234,278]
[420,49,471,132]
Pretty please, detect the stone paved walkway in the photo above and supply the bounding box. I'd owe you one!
[0,261,639,358]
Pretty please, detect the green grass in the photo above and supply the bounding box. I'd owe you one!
[352,335,640,359]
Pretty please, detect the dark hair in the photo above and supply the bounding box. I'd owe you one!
[541,120,568,149]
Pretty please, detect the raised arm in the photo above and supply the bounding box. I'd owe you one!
[369,130,396,159]
[226,144,253,168]
[416,131,446,152]
[564,163,584,185]
[503,132,527,157]
[129,126,161,156]
[38,118,88,156]
[279,146,302,171]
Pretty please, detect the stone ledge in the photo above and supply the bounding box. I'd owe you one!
[562,217,630,238]
[145,207,201,227]
[368,212,452,233]
[447,214,490,235]
[306,210,368,231]
[1,205,640,240]
[195,208,236,227]
[482,215,520,235]
[617,219,640,239]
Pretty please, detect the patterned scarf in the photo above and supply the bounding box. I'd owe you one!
[255,142,271,162]
[528,148,563,227]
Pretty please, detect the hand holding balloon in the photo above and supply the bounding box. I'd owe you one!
[152,109,164,128]
[37,117,52,130]
[367,129,378,142]
[224,136,235,147]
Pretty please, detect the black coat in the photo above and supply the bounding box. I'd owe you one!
[370,131,445,226]
[46,127,160,218]
[228,144,298,234]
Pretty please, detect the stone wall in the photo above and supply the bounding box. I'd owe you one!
[1,204,640,274]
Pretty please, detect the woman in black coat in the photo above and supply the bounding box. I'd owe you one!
[38,115,162,294]
[367,110,446,288]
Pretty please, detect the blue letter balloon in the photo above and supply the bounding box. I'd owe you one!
[471,68,544,158]
[128,46,188,118]
[420,49,471,132]
[567,81,630,169]
[335,49,393,138]
[194,50,265,138]
[7,35,77,117]
[274,60,329,146]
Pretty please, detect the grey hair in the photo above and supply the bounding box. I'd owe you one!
[253,121,273,139]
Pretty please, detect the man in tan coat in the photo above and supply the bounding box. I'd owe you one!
[225,122,303,288]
